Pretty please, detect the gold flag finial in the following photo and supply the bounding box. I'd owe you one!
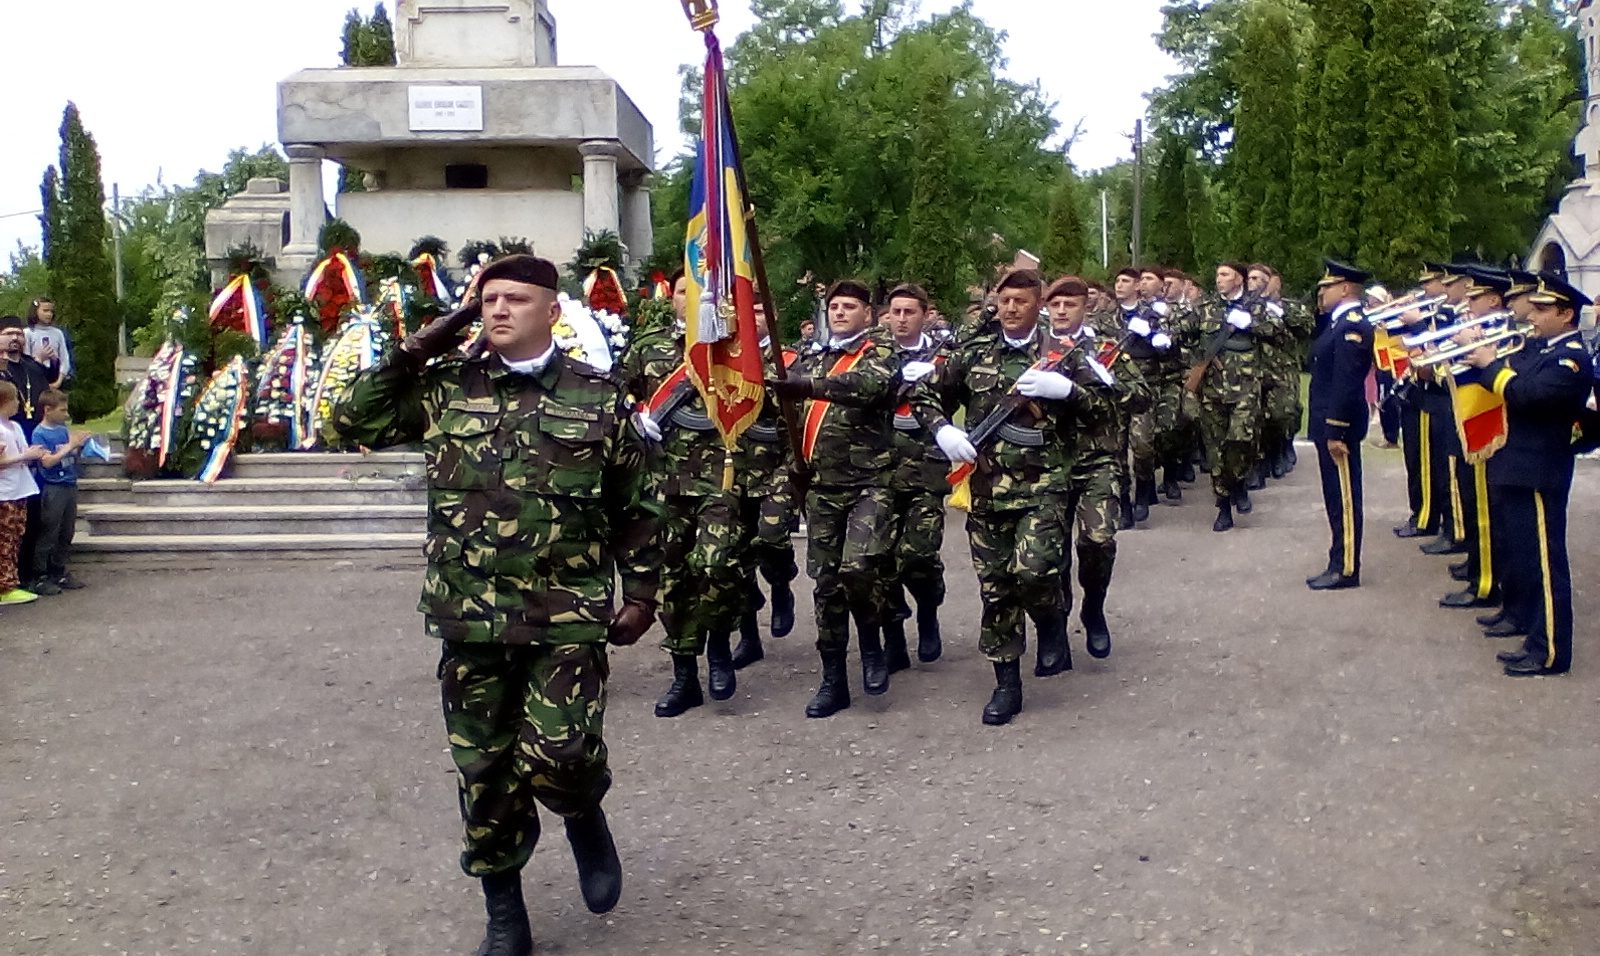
[681,0,720,31]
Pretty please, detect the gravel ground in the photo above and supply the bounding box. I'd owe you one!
[2,447,1597,956]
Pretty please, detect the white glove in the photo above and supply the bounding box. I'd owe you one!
[1226,308,1253,330]
[1151,301,1171,317]
[1016,368,1075,400]
[1126,317,1152,338]
[1151,332,1173,350]
[901,360,937,383]
[935,424,978,463]
[632,411,663,443]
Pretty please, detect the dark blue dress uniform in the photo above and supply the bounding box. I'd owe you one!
[1306,262,1374,588]
[1394,261,1449,539]
[1420,264,1474,557]
[1483,276,1593,676]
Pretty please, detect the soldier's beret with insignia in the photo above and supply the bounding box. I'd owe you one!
[1317,259,1372,289]
[477,254,560,291]
[1528,274,1592,310]
[1464,267,1510,299]
[826,279,874,307]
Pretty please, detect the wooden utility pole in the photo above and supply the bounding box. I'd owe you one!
[1132,119,1144,267]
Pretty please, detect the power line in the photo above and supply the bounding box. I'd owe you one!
[0,208,43,221]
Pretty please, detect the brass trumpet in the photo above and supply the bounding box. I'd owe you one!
[1399,310,1513,349]
[1411,325,1527,370]
[1367,294,1446,328]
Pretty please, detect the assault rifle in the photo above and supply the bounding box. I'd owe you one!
[1185,291,1263,395]
[948,341,1084,488]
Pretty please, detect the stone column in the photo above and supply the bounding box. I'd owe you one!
[283,144,327,257]
[620,171,653,268]
[580,140,622,238]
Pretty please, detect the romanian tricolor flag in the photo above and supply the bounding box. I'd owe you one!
[683,25,765,486]
[207,273,269,349]
[1448,367,1509,464]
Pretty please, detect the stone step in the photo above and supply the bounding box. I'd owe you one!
[229,451,425,479]
[112,476,426,508]
[79,503,426,537]
[78,476,135,504]
[73,531,424,562]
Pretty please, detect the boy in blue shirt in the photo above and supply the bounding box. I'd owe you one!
[29,389,89,595]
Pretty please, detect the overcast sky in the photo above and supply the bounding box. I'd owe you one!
[0,0,1175,257]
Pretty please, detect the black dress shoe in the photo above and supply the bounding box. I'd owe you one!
[1439,590,1496,609]
[1483,620,1526,638]
[564,809,623,914]
[1504,658,1567,677]
[1448,565,1469,583]
[1495,648,1528,664]
[1307,571,1360,591]
[1475,610,1504,627]
[1420,537,1466,556]
[1393,520,1425,538]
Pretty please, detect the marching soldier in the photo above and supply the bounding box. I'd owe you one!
[879,283,951,668]
[1305,260,1374,590]
[1462,274,1593,676]
[1252,264,1314,481]
[332,255,661,955]
[1046,275,1151,657]
[1184,261,1286,531]
[910,268,1109,725]
[730,299,801,670]
[621,271,749,716]
[772,280,900,718]
[1123,267,1182,523]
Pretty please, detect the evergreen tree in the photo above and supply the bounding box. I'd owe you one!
[1314,0,1371,265]
[368,4,397,65]
[1146,132,1197,271]
[45,103,119,418]
[1041,161,1089,277]
[1357,0,1455,284]
[1186,155,1224,273]
[38,166,60,269]
[902,73,969,314]
[1226,0,1300,265]
[340,8,364,65]
[1284,9,1327,285]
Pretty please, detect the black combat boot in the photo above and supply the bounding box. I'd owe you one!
[1269,448,1287,479]
[981,660,1024,726]
[705,631,736,701]
[1161,464,1183,502]
[1213,497,1234,533]
[1232,484,1253,514]
[882,616,912,674]
[769,580,796,637]
[1033,609,1072,677]
[1131,476,1153,523]
[1282,438,1297,472]
[563,808,622,914]
[858,624,890,695]
[1181,460,1198,483]
[475,870,533,956]
[1118,489,1136,530]
[1246,462,1266,491]
[1081,581,1113,660]
[653,654,704,718]
[731,610,765,670]
[915,599,943,663]
[805,649,851,718]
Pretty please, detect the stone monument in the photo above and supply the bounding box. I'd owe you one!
[274,0,653,280]
[203,177,293,284]
[1528,0,1600,319]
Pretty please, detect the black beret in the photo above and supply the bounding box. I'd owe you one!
[1045,276,1089,300]
[477,254,560,291]
[826,280,873,307]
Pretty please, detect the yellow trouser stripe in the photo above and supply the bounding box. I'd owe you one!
[1417,412,1433,526]
[1448,456,1464,542]
[1335,452,1356,577]
[1473,463,1493,598]
[1535,491,1556,669]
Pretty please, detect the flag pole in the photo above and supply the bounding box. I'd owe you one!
[681,0,810,485]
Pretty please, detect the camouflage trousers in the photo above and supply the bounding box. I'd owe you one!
[439,641,611,877]
[879,486,947,617]
[743,485,800,595]
[1156,377,1193,466]
[659,493,748,655]
[1063,466,1120,601]
[966,497,1069,663]
[1197,357,1261,499]
[1259,363,1303,450]
[806,485,894,651]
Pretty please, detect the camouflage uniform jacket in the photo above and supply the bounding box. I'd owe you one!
[791,331,899,488]
[332,349,662,646]
[733,340,796,492]
[1182,294,1288,368]
[618,327,730,497]
[910,325,1109,509]
[1057,328,1151,480]
[890,335,953,493]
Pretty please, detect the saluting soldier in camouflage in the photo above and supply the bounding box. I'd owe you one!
[728,298,800,672]
[1182,261,1288,532]
[771,280,900,718]
[878,283,951,670]
[332,255,661,956]
[1046,276,1151,660]
[911,268,1109,726]
[619,271,748,717]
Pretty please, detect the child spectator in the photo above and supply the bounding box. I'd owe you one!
[0,380,43,606]
[28,388,88,595]
[25,298,72,389]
